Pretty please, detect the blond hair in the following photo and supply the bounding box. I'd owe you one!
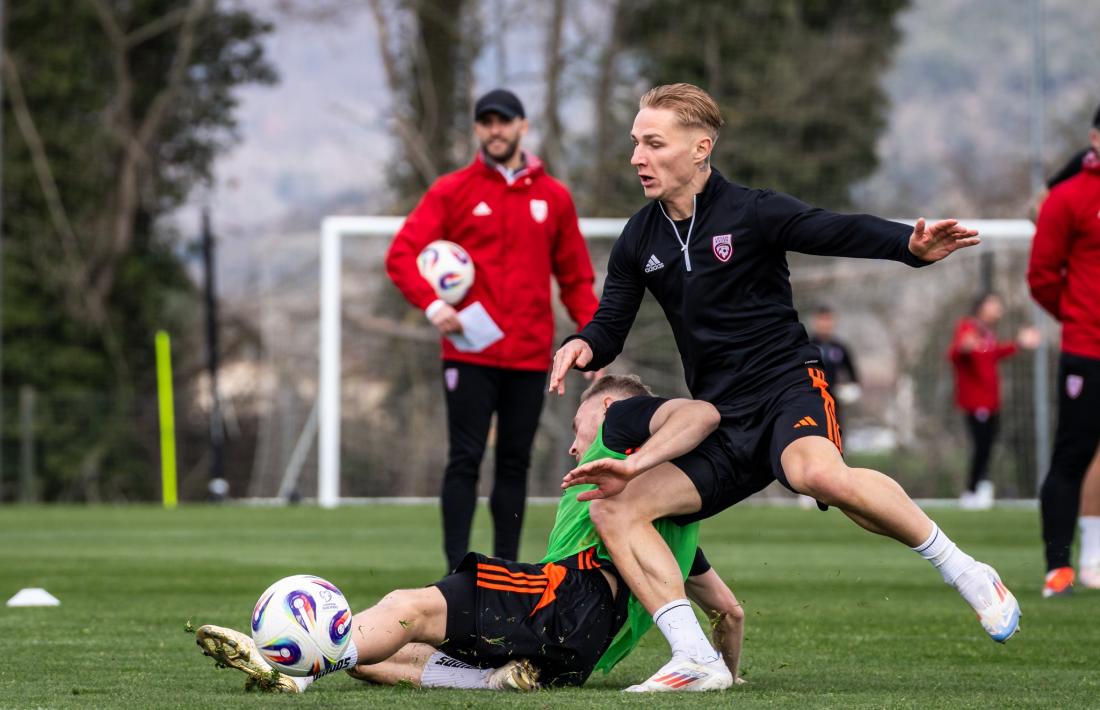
[639,83,724,140]
[580,374,654,402]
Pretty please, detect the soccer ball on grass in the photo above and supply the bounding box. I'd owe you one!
[250,574,352,677]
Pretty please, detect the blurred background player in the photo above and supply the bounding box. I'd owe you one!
[807,305,861,419]
[1028,101,1100,596]
[195,375,745,693]
[385,89,599,571]
[948,293,1040,509]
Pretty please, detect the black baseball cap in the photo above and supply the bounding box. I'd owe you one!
[474,89,525,121]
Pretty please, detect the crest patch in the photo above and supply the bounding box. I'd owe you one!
[1066,374,1084,400]
[530,199,548,224]
[712,234,733,262]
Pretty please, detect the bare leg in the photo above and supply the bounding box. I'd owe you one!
[350,587,448,665]
[780,436,931,546]
[588,463,702,614]
[591,464,733,686]
[348,643,437,686]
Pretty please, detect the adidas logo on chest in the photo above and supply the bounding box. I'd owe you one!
[645,254,665,273]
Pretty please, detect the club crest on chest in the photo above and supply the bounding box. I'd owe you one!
[712,234,733,262]
[530,199,548,224]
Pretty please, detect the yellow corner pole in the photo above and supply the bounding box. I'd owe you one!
[155,331,178,509]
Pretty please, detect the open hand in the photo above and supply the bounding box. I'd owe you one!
[561,457,635,501]
[1017,325,1041,350]
[549,340,593,395]
[908,218,980,262]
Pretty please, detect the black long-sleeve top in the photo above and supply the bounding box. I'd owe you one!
[568,169,926,413]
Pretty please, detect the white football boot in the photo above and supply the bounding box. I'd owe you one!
[486,659,540,691]
[196,624,301,693]
[955,563,1020,643]
[624,656,733,692]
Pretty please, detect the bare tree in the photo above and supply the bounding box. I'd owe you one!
[586,0,628,215]
[367,0,480,201]
[540,0,567,179]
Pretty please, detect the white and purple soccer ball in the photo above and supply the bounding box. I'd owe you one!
[250,575,352,677]
[417,240,475,305]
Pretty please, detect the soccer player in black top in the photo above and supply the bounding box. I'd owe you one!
[550,83,1020,692]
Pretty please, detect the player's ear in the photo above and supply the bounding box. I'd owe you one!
[694,132,713,164]
[602,395,616,412]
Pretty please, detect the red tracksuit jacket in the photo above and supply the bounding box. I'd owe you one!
[385,152,598,371]
[948,317,1016,413]
[1028,150,1100,360]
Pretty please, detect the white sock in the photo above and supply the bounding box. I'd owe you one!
[420,651,494,689]
[911,523,976,586]
[652,599,721,665]
[298,641,359,690]
[1079,516,1100,566]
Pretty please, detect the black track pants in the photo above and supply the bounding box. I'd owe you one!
[440,361,546,571]
[1041,353,1100,571]
[965,411,999,492]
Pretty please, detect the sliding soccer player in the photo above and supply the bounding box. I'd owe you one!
[197,375,744,693]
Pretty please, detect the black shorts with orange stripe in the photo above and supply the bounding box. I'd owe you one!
[433,550,628,687]
[766,365,843,483]
[669,363,843,524]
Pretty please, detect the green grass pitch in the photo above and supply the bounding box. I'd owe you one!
[1,503,1097,708]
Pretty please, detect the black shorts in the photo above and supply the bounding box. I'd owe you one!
[433,551,628,687]
[670,365,843,524]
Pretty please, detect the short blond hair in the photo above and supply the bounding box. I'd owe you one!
[639,83,724,139]
[580,374,653,402]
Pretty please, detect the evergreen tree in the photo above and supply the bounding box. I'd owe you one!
[582,0,908,215]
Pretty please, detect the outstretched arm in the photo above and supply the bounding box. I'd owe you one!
[562,399,721,500]
[757,190,979,266]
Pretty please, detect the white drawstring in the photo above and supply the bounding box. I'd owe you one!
[658,195,697,272]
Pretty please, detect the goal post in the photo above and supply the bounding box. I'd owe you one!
[317,216,629,508]
[318,217,1046,508]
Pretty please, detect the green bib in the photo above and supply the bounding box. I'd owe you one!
[539,424,700,673]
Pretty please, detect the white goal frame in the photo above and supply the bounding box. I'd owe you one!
[318,217,1042,508]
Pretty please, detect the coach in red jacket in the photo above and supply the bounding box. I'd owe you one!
[1028,102,1100,596]
[948,294,1038,509]
[385,89,599,571]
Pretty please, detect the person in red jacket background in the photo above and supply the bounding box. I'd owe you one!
[948,293,1039,510]
[385,89,599,571]
[1028,101,1100,596]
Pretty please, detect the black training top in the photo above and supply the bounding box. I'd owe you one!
[568,169,926,411]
